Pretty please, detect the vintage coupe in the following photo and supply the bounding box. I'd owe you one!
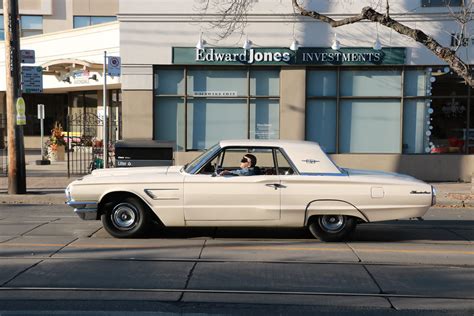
[66,140,436,241]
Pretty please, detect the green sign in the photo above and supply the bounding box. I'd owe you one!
[173,47,406,66]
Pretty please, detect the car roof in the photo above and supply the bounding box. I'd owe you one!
[217,140,341,174]
[219,139,319,148]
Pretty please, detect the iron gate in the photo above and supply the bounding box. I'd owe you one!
[66,113,117,177]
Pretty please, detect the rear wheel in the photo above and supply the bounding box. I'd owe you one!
[308,215,356,242]
[101,197,150,238]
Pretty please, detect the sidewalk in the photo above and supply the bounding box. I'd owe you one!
[0,150,473,207]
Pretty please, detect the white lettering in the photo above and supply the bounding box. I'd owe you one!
[274,52,282,62]
[196,49,205,61]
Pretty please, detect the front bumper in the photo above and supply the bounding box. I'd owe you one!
[66,200,98,220]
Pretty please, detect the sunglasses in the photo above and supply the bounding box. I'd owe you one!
[241,157,250,163]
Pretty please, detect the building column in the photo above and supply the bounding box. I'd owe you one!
[279,67,306,140]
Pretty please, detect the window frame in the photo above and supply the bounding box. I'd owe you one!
[153,66,281,151]
[305,65,472,154]
[20,15,43,38]
[73,15,117,29]
[421,0,463,7]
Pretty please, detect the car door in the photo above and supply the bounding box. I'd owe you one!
[183,147,281,223]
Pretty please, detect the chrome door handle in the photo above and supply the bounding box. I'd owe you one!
[265,183,284,189]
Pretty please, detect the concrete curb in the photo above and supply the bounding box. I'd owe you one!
[0,194,66,205]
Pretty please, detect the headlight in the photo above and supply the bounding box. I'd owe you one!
[431,185,437,206]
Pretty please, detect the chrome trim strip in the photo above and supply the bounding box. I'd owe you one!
[300,173,347,176]
[144,189,180,200]
[66,201,98,208]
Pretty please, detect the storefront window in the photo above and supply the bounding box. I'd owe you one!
[187,69,247,96]
[154,67,280,151]
[427,72,470,154]
[250,99,280,140]
[154,97,185,150]
[0,16,4,40]
[307,71,337,97]
[340,100,401,153]
[20,16,43,37]
[403,100,429,153]
[187,99,247,150]
[341,70,402,97]
[404,70,427,96]
[74,16,116,28]
[306,100,337,153]
[307,69,402,153]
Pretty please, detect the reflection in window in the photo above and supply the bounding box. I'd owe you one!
[0,15,4,40]
[187,99,247,150]
[339,100,401,153]
[429,98,468,154]
[306,100,337,153]
[20,15,43,37]
[421,0,462,7]
[154,67,280,150]
[73,16,116,28]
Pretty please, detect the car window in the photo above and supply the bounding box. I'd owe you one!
[185,144,220,174]
[220,147,277,175]
[198,153,221,175]
[276,149,295,175]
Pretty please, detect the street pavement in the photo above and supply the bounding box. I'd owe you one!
[0,204,472,315]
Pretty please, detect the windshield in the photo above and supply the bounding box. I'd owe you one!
[184,144,221,174]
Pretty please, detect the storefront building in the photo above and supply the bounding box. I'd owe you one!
[0,0,119,149]
[119,0,473,181]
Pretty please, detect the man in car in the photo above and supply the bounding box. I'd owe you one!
[220,154,257,176]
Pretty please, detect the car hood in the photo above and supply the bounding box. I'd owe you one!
[75,165,185,184]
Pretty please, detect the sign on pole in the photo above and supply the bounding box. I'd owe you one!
[21,66,43,93]
[20,49,35,64]
[107,56,121,76]
[37,103,45,119]
[16,97,26,125]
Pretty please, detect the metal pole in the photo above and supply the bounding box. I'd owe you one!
[103,51,108,168]
[3,0,26,194]
[40,112,43,159]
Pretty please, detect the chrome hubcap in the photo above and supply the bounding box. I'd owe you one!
[112,203,138,230]
[319,215,345,233]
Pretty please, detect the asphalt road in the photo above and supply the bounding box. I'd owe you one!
[0,204,472,315]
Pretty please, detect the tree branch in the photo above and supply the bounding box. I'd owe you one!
[292,0,473,87]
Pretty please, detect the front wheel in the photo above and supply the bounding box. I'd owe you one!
[101,197,150,238]
[308,215,356,242]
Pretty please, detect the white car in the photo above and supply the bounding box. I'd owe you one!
[65,140,435,241]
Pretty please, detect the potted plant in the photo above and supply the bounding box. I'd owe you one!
[46,121,66,161]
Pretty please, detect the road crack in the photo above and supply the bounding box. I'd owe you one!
[177,240,206,302]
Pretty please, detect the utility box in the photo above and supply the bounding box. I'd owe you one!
[115,140,174,167]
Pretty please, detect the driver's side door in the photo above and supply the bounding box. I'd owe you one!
[183,147,281,224]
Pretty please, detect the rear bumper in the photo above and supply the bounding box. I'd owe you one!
[66,201,98,220]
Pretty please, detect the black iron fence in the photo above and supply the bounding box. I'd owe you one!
[66,113,117,177]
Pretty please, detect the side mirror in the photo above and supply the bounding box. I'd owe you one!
[212,165,221,177]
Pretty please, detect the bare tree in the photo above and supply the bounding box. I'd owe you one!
[196,0,473,87]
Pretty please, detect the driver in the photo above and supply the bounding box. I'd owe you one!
[220,154,257,176]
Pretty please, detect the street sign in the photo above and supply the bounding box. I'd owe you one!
[16,97,26,125]
[107,56,121,76]
[37,104,45,119]
[21,66,43,93]
[20,49,35,64]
